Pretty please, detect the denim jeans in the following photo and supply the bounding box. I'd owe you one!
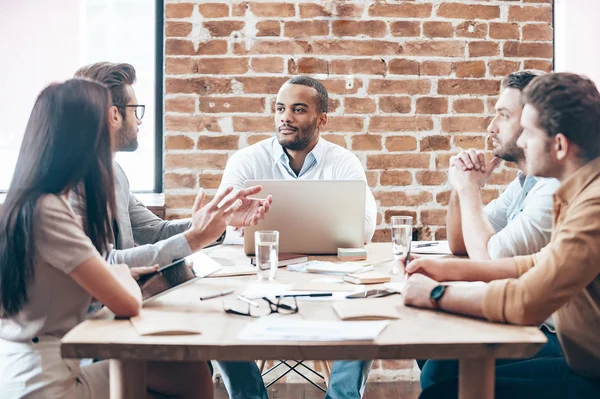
[215,361,268,399]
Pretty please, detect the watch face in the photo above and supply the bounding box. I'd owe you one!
[430,285,446,301]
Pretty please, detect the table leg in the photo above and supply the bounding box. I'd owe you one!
[458,358,494,399]
[109,359,147,399]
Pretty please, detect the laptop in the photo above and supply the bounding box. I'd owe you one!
[243,180,366,255]
[137,251,221,303]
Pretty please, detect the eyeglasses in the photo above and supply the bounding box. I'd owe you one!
[224,296,299,318]
[118,104,145,120]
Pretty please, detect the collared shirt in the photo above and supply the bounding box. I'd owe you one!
[484,172,559,259]
[482,156,600,379]
[219,137,377,242]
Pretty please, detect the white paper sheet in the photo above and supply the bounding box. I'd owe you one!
[237,318,389,341]
[287,260,371,275]
[411,240,452,255]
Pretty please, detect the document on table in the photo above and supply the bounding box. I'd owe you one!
[287,260,372,275]
[237,318,389,341]
[240,283,364,301]
[411,240,452,255]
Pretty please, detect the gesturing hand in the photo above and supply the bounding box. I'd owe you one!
[227,186,273,228]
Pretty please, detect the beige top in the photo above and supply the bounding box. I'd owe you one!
[483,156,600,379]
[0,195,101,342]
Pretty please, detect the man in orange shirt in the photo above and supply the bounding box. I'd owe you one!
[404,72,600,398]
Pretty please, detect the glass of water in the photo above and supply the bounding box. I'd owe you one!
[391,216,413,275]
[255,231,279,280]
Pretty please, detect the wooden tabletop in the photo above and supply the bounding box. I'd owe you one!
[61,243,546,362]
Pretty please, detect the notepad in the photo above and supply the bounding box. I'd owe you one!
[343,271,391,285]
[337,248,367,261]
[130,309,202,336]
[333,299,401,321]
[207,265,256,277]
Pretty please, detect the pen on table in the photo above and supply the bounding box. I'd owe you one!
[199,289,235,301]
[238,295,260,307]
[404,245,412,282]
[415,242,439,248]
[275,293,333,298]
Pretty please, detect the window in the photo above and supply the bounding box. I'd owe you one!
[0,0,163,192]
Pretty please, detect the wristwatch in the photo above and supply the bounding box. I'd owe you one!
[430,284,448,309]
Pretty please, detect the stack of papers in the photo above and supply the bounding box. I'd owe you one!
[288,260,372,275]
[238,318,389,341]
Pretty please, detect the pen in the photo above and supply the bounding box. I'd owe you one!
[199,289,235,301]
[238,295,260,307]
[275,293,333,298]
[415,242,439,248]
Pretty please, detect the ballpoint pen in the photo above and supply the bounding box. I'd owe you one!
[415,242,439,248]
[275,293,333,298]
[199,289,235,301]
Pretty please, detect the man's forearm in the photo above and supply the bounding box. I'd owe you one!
[445,257,519,282]
[438,283,488,319]
[457,185,496,260]
[446,190,467,255]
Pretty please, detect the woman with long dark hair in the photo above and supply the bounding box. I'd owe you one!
[0,79,214,398]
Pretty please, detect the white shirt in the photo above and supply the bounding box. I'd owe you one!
[484,172,560,259]
[220,137,377,242]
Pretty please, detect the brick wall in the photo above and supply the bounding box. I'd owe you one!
[163,0,552,242]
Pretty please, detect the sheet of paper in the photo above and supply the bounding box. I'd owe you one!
[223,226,244,245]
[240,283,364,301]
[411,240,452,255]
[202,244,250,266]
[187,251,222,277]
[288,260,371,275]
[131,309,202,336]
[238,318,389,341]
[207,265,256,278]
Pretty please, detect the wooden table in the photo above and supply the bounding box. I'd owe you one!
[61,243,546,399]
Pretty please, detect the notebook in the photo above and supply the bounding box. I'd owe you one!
[250,253,308,267]
[130,309,203,336]
[343,271,391,285]
[333,299,401,321]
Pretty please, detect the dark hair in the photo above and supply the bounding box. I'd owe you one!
[75,62,136,117]
[286,75,329,113]
[0,78,116,316]
[522,72,600,161]
[502,70,545,92]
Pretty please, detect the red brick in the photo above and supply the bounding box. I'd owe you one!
[166,3,194,18]
[256,20,280,37]
[166,194,201,210]
[345,97,377,114]
[336,3,364,17]
[488,169,519,185]
[197,135,239,150]
[299,3,330,18]
[423,21,454,38]
[285,21,329,37]
[416,97,448,114]
[197,58,249,74]
[379,97,412,114]
[251,57,284,73]
[372,229,391,243]
[203,21,244,37]
[165,135,194,150]
[198,3,229,18]
[420,61,452,76]
[352,135,382,151]
[416,171,447,186]
[325,116,364,132]
[489,60,520,77]
[368,79,430,95]
[368,3,432,18]
[442,117,490,133]
[437,3,500,20]
[370,116,433,132]
[322,134,347,148]
[504,42,553,58]
[487,97,499,113]
[508,6,552,22]
[288,58,328,74]
[367,154,430,170]
[332,21,386,38]
[328,98,341,113]
[249,2,295,17]
[199,173,223,189]
[454,61,486,78]
[455,21,488,39]
[522,24,553,41]
[366,171,378,188]
[232,116,273,132]
[165,173,196,189]
[247,134,272,145]
[435,228,447,240]
[165,115,221,132]
[321,79,363,95]
[249,40,310,55]
[453,135,486,149]
[489,23,519,40]
[166,39,228,56]
[436,190,451,206]
[380,171,413,186]
[200,97,264,113]
[389,59,419,75]
[469,41,499,57]
[310,39,400,56]
[165,153,228,170]
[330,59,387,75]
[402,40,465,57]
[165,77,232,95]
[438,79,500,95]
[453,99,484,114]
[375,190,433,206]
[421,136,450,151]
[421,209,447,225]
[236,77,288,94]
[385,136,418,152]
[165,21,192,37]
[524,59,553,72]
[231,2,247,17]
[390,21,421,37]
[165,97,195,113]
[165,57,197,74]
[435,152,458,169]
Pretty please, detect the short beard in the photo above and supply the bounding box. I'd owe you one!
[279,118,318,151]
[117,125,138,152]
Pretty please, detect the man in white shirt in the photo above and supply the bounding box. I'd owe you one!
[217,76,376,399]
[446,70,560,260]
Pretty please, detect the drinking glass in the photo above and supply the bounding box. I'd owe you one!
[255,231,279,280]
[391,216,413,275]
